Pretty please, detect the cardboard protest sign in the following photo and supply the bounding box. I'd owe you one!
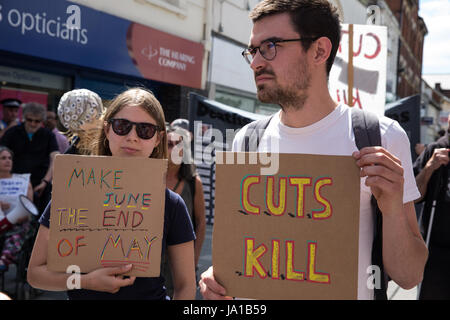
[213,153,360,299]
[0,174,30,210]
[329,24,387,116]
[48,155,167,277]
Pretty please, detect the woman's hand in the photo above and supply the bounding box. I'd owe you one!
[82,264,136,293]
[0,201,10,211]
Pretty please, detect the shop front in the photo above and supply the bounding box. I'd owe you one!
[0,0,204,120]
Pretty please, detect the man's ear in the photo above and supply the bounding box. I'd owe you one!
[311,36,332,67]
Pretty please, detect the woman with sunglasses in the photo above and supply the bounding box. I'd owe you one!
[27,88,196,300]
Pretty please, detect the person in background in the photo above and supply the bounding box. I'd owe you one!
[163,121,206,297]
[0,146,33,271]
[170,118,190,132]
[44,110,69,153]
[27,87,196,300]
[0,103,59,214]
[57,89,104,155]
[414,114,450,299]
[0,98,21,139]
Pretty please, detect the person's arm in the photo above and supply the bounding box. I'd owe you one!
[383,201,428,288]
[168,241,196,300]
[353,147,428,289]
[193,176,206,267]
[0,126,12,147]
[27,225,136,293]
[34,151,59,195]
[0,120,19,139]
[27,182,34,202]
[415,148,449,202]
[199,266,232,300]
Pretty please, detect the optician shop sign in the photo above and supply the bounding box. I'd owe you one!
[0,0,204,89]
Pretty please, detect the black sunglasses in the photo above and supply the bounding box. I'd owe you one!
[25,117,43,124]
[108,118,160,140]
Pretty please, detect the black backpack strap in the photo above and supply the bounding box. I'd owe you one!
[351,107,387,300]
[243,116,274,152]
[351,107,381,149]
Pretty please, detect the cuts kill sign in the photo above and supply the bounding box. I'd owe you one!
[213,153,360,299]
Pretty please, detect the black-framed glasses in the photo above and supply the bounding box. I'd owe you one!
[241,37,320,64]
[108,118,160,140]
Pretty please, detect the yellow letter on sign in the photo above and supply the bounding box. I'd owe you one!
[244,237,267,278]
[241,175,261,215]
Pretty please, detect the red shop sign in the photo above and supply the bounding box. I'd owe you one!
[127,23,204,89]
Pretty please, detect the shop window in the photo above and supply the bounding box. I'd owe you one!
[165,0,184,7]
[215,91,255,113]
[215,90,280,116]
[141,0,187,16]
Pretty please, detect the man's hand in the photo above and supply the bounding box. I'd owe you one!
[425,148,449,172]
[353,147,404,216]
[199,266,232,300]
[33,181,47,197]
[415,147,449,202]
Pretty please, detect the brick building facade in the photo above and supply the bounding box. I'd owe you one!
[386,0,427,98]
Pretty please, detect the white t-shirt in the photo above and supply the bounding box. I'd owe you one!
[232,104,420,300]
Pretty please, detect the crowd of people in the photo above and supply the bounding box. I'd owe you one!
[0,0,449,301]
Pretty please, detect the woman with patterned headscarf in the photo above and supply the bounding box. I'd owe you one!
[57,89,104,155]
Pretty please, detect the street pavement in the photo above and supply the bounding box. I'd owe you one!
[1,224,418,300]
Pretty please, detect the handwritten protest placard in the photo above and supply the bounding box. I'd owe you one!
[213,152,360,299]
[329,24,387,116]
[48,155,167,277]
[0,173,30,211]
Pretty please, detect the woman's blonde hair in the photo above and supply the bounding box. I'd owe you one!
[93,87,168,159]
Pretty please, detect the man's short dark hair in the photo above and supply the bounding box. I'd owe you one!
[249,0,341,76]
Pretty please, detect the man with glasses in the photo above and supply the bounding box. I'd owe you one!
[199,0,427,300]
[0,102,60,213]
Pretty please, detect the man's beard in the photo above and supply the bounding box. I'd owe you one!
[256,60,311,111]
